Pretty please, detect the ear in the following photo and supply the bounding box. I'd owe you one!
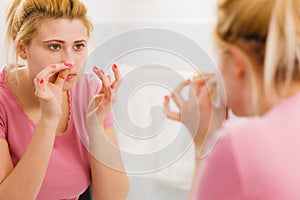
[230,47,246,79]
[17,41,27,60]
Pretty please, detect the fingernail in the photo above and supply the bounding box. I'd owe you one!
[93,66,99,71]
[186,79,191,84]
[50,65,56,69]
[113,64,118,69]
[164,95,169,100]
[64,63,73,67]
[110,84,114,89]
[40,79,44,84]
[100,69,104,74]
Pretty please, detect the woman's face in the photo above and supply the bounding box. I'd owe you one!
[24,18,89,90]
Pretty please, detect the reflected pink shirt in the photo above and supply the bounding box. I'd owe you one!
[194,92,300,200]
[0,68,113,200]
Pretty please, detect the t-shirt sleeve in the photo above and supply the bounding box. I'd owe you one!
[193,127,244,200]
[0,106,7,139]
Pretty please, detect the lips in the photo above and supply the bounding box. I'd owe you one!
[66,73,76,80]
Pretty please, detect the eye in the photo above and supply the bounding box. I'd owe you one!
[73,43,85,51]
[48,44,61,51]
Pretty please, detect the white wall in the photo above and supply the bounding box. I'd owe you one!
[0,0,218,67]
[82,0,217,23]
[0,1,218,199]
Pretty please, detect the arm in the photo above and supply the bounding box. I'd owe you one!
[0,118,58,199]
[90,127,129,200]
[163,77,227,199]
[88,65,129,199]
[0,64,70,199]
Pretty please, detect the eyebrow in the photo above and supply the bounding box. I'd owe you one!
[42,39,87,43]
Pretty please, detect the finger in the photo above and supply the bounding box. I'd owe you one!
[54,69,70,88]
[171,80,189,108]
[34,77,49,100]
[107,75,111,83]
[206,77,219,105]
[207,77,228,115]
[206,77,217,91]
[111,64,121,89]
[188,77,208,100]
[35,63,71,84]
[98,74,111,95]
[93,94,105,110]
[163,95,181,121]
[93,66,110,98]
[197,77,216,107]
[94,94,105,103]
[109,84,115,102]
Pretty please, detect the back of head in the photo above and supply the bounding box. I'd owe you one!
[215,0,300,108]
[5,0,93,64]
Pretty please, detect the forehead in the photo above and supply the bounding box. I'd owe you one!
[34,18,88,42]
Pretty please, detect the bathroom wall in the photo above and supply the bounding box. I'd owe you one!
[0,1,218,199]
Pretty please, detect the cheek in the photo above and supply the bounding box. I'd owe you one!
[217,58,235,106]
[217,59,229,90]
[75,54,87,67]
[26,48,60,76]
[74,52,87,71]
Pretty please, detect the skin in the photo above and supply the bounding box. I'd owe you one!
[0,18,129,199]
[164,44,300,199]
[163,46,256,199]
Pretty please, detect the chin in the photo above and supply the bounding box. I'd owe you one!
[62,82,75,91]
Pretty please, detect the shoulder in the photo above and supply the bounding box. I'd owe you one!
[71,74,101,112]
[195,118,264,199]
[76,73,100,89]
[72,74,101,97]
[0,68,11,110]
[218,91,300,150]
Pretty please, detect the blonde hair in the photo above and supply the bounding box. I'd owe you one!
[5,0,93,66]
[215,0,300,112]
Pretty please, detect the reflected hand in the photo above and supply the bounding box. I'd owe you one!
[164,76,226,150]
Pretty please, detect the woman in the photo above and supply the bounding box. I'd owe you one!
[0,0,129,199]
[164,0,300,199]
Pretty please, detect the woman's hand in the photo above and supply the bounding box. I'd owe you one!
[90,64,121,126]
[34,63,71,120]
[164,76,226,152]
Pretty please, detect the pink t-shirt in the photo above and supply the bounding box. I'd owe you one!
[0,68,113,199]
[194,92,300,200]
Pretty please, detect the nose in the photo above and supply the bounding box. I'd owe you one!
[61,48,75,66]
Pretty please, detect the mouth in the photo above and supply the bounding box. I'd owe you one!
[66,73,77,80]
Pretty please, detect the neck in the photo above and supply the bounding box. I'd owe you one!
[7,67,41,107]
[286,82,300,97]
[257,81,300,116]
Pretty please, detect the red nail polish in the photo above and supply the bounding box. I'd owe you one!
[40,79,44,84]
[165,96,169,100]
[113,64,118,69]
[101,69,104,74]
[64,63,72,67]
[110,84,114,89]
[93,66,99,71]
[50,65,56,69]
